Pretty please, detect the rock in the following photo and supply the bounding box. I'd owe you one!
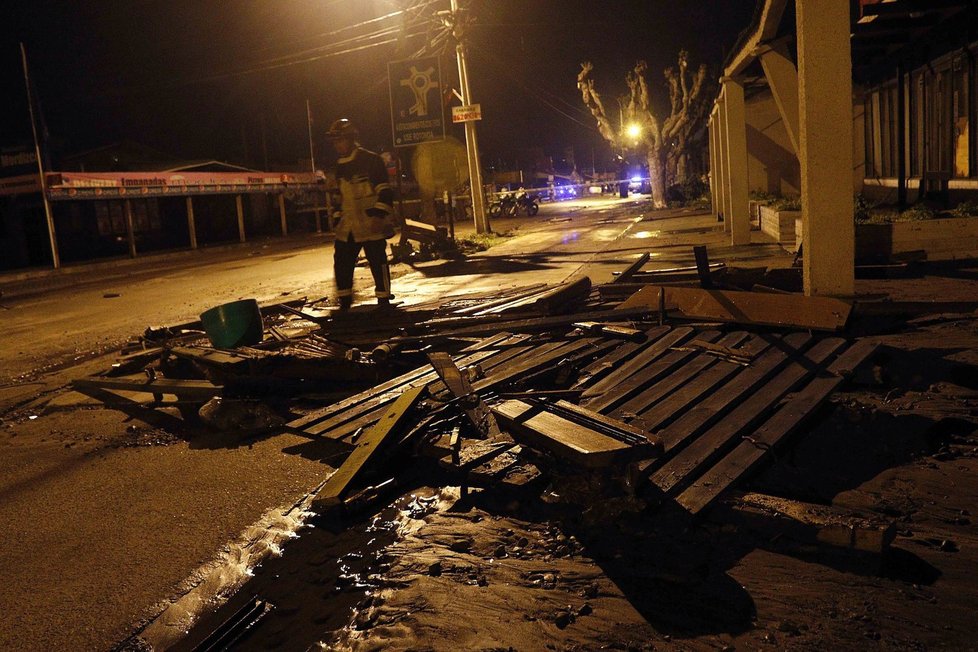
[449,537,474,553]
[493,545,507,558]
[554,611,573,629]
[940,539,959,552]
[427,561,442,577]
[577,603,593,616]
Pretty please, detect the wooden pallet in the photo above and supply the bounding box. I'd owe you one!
[572,326,877,516]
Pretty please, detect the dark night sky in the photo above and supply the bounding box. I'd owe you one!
[1,0,756,171]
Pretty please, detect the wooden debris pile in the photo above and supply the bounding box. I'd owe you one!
[64,252,893,553]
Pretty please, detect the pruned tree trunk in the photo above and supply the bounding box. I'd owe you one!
[578,52,710,209]
[647,149,667,209]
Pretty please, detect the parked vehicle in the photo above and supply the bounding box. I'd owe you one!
[489,188,539,217]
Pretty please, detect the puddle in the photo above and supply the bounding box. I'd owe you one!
[133,487,451,651]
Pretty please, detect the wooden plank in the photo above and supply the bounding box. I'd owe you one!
[582,329,715,413]
[71,376,222,400]
[572,326,671,389]
[313,339,595,441]
[646,336,847,495]
[728,492,896,554]
[675,340,878,515]
[609,331,749,421]
[315,385,426,507]
[493,400,656,468]
[618,285,852,331]
[653,333,814,452]
[692,246,714,289]
[625,333,771,432]
[612,252,651,284]
[388,307,653,344]
[428,352,498,437]
[547,400,660,450]
[288,347,501,432]
[580,326,695,402]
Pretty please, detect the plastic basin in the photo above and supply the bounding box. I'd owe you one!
[199,299,264,348]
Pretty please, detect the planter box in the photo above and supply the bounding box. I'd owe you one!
[856,216,978,262]
[759,205,801,244]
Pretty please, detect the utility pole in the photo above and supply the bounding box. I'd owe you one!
[20,42,60,269]
[306,99,316,174]
[445,0,489,233]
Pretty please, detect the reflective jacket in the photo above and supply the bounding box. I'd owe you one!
[333,147,394,242]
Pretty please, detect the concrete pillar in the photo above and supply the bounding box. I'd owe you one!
[185,196,198,249]
[722,77,751,246]
[123,198,137,258]
[235,194,246,243]
[717,95,732,232]
[708,118,718,218]
[797,0,854,297]
[278,193,288,236]
[757,43,800,156]
[712,107,726,223]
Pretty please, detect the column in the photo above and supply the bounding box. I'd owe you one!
[718,94,732,232]
[797,0,855,297]
[278,193,288,236]
[235,194,246,243]
[124,198,137,258]
[722,77,751,245]
[185,196,198,250]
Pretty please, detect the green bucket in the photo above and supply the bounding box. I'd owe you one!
[199,299,264,348]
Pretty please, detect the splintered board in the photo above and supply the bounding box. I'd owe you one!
[618,285,852,331]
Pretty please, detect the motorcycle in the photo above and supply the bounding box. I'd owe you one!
[489,189,539,218]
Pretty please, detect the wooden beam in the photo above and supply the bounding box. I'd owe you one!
[185,196,198,249]
[71,375,223,400]
[428,351,498,437]
[315,385,426,507]
[756,42,801,157]
[618,285,852,331]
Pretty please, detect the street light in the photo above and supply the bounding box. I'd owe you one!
[626,122,642,141]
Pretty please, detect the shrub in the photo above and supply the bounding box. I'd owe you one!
[950,201,978,219]
[900,204,935,221]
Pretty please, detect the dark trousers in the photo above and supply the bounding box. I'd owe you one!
[333,233,391,304]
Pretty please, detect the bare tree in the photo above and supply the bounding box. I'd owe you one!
[578,52,709,208]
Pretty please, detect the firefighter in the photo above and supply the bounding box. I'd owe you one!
[327,118,395,311]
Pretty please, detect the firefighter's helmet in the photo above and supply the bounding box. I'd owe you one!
[327,118,359,141]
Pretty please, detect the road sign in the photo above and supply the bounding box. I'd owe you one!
[451,104,482,123]
[388,56,447,148]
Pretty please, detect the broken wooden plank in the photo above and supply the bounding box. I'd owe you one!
[644,336,847,496]
[671,338,756,365]
[609,331,748,421]
[286,332,519,431]
[582,328,713,413]
[618,285,851,331]
[572,321,646,342]
[388,307,653,344]
[546,400,660,451]
[493,399,657,468]
[428,352,498,437]
[315,385,427,507]
[643,333,813,452]
[626,333,775,433]
[692,246,714,289]
[579,327,695,403]
[727,491,896,555]
[71,376,222,400]
[612,252,651,284]
[675,340,878,515]
[572,326,671,389]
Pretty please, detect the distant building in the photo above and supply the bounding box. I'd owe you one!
[0,141,324,270]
